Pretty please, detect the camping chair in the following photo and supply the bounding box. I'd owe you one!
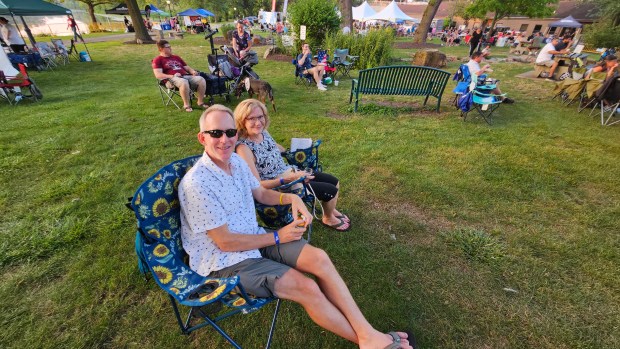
[452,64,474,107]
[51,39,70,66]
[254,140,323,239]
[332,49,358,78]
[34,42,58,70]
[127,155,282,348]
[577,72,608,113]
[454,64,505,125]
[587,76,620,126]
[0,63,43,105]
[157,78,186,109]
[292,58,314,87]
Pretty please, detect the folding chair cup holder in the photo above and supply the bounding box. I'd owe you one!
[128,156,281,348]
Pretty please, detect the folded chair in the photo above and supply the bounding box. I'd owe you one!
[34,42,58,70]
[587,75,620,126]
[254,140,323,239]
[51,39,70,66]
[0,63,43,105]
[157,78,184,109]
[332,49,358,78]
[127,155,282,348]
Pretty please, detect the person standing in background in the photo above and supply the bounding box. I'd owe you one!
[0,17,26,53]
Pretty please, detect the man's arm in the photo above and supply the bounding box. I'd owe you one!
[252,186,313,227]
[207,222,304,252]
[183,65,200,76]
[153,67,179,80]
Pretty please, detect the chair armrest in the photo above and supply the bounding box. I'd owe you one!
[351,79,358,89]
[347,55,359,62]
[273,177,306,192]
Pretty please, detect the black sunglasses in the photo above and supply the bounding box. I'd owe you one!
[203,129,238,138]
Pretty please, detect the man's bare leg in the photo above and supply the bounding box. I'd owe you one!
[295,245,412,348]
[177,80,192,108]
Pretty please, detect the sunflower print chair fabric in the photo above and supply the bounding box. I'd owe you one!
[129,155,282,346]
[282,139,322,173]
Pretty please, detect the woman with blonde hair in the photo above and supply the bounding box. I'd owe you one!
[234,99,351,231]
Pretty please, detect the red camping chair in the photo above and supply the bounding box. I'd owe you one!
[0,64,42,105]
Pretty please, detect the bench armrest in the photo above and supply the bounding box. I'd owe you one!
[351,79,358,89]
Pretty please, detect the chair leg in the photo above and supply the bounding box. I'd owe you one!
[603,103,620,126]
[265,299,282,349]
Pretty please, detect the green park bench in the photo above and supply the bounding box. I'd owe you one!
[349,65,451,112]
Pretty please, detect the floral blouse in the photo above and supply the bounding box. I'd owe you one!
[238,131,291,180]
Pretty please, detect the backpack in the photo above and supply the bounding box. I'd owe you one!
[458,91,474,113]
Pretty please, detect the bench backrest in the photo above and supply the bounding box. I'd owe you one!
[358,66,450,97]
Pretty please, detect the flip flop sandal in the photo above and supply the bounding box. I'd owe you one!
[198,103,209,109]
[384,331,416,349]
[183,106,193,112]
[336,213,350,223]
[321,218,350,232]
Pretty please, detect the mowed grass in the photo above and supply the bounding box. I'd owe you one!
[1,33,619,349]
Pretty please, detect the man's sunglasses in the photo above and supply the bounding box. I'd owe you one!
[202,129,238,138]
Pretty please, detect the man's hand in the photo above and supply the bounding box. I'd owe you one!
[277,218,307,243]
[288,194,312,227]
[173,72,181,78]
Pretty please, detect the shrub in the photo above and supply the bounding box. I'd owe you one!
[324,28,395,69]
[219,23,235,41]
[288,0,340,49]
[583,19,620,49]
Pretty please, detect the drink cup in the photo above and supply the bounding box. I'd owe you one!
[334,80,339,86]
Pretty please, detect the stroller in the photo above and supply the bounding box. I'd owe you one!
[208,44,260,97]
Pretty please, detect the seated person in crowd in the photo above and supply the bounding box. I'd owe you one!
[152,40,207,112]
[585,55,618,80]
[535,38,570,81]
[554,36,572,51]
[297,43,327,91]
[529,32,544,53]
[179,104,413,349]
[232,20,252,59]
[467,52,515,104]
[234,99,351,231]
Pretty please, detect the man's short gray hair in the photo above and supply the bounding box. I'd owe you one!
[199,104,234,131]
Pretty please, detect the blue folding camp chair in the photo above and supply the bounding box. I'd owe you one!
[454,64,506,125]
[127,155,282,348]
[292,58,314,87]
[254,140,323,239]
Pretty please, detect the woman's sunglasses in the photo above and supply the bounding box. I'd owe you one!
[202,129,238,138]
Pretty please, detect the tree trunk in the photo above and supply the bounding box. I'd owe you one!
[87,3,99,31]
[125,0,154,43]
[340,0,353,30]
[486,14,500,40]
[413,0,443,44]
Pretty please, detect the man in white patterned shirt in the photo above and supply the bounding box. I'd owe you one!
[178,105,413,349]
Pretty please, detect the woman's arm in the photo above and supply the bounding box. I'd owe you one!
[585,65,603,79]
[236,143,282,189]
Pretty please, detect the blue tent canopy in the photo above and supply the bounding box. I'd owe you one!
[549,15,582,28]
[149,4,167,15]
[196,8,215,17]
[177,8,202,17]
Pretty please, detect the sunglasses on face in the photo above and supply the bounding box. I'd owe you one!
[202,129,238,138]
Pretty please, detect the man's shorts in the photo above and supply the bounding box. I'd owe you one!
[536,60,554,67]
[166,75,204,90]
[209,239,308,298]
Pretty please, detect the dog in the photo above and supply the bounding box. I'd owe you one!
[235,77,276,112]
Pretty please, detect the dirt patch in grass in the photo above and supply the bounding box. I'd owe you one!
[264,53,293,62]
[325,111,349,119]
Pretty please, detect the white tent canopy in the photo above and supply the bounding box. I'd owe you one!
[367,0,419,23]
[353,1,376,21]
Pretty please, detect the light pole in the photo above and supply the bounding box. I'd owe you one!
[166,0,172,16]
[233,7,237,20]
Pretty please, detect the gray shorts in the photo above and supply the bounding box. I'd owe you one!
[536,60,554,67]
[165,75,204,90]
[209,238,307,298]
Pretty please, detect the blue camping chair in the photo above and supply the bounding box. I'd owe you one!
[292,58,314,87]
[254,140,323,239]
[454,64,506,125]
[127,155,282,348]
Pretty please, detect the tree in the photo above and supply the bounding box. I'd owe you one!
[340,0,352,30]
[413,0,443,45]
[126,0,155,43]
[52,0,116,28]
[288,0,340,48]
[465,0,558,38]
[582,0,620,48]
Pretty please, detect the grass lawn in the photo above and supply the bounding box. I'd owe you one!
[1,33,619,349]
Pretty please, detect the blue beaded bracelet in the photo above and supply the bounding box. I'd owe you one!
[273,230,280,245]
[279,177,285,185]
